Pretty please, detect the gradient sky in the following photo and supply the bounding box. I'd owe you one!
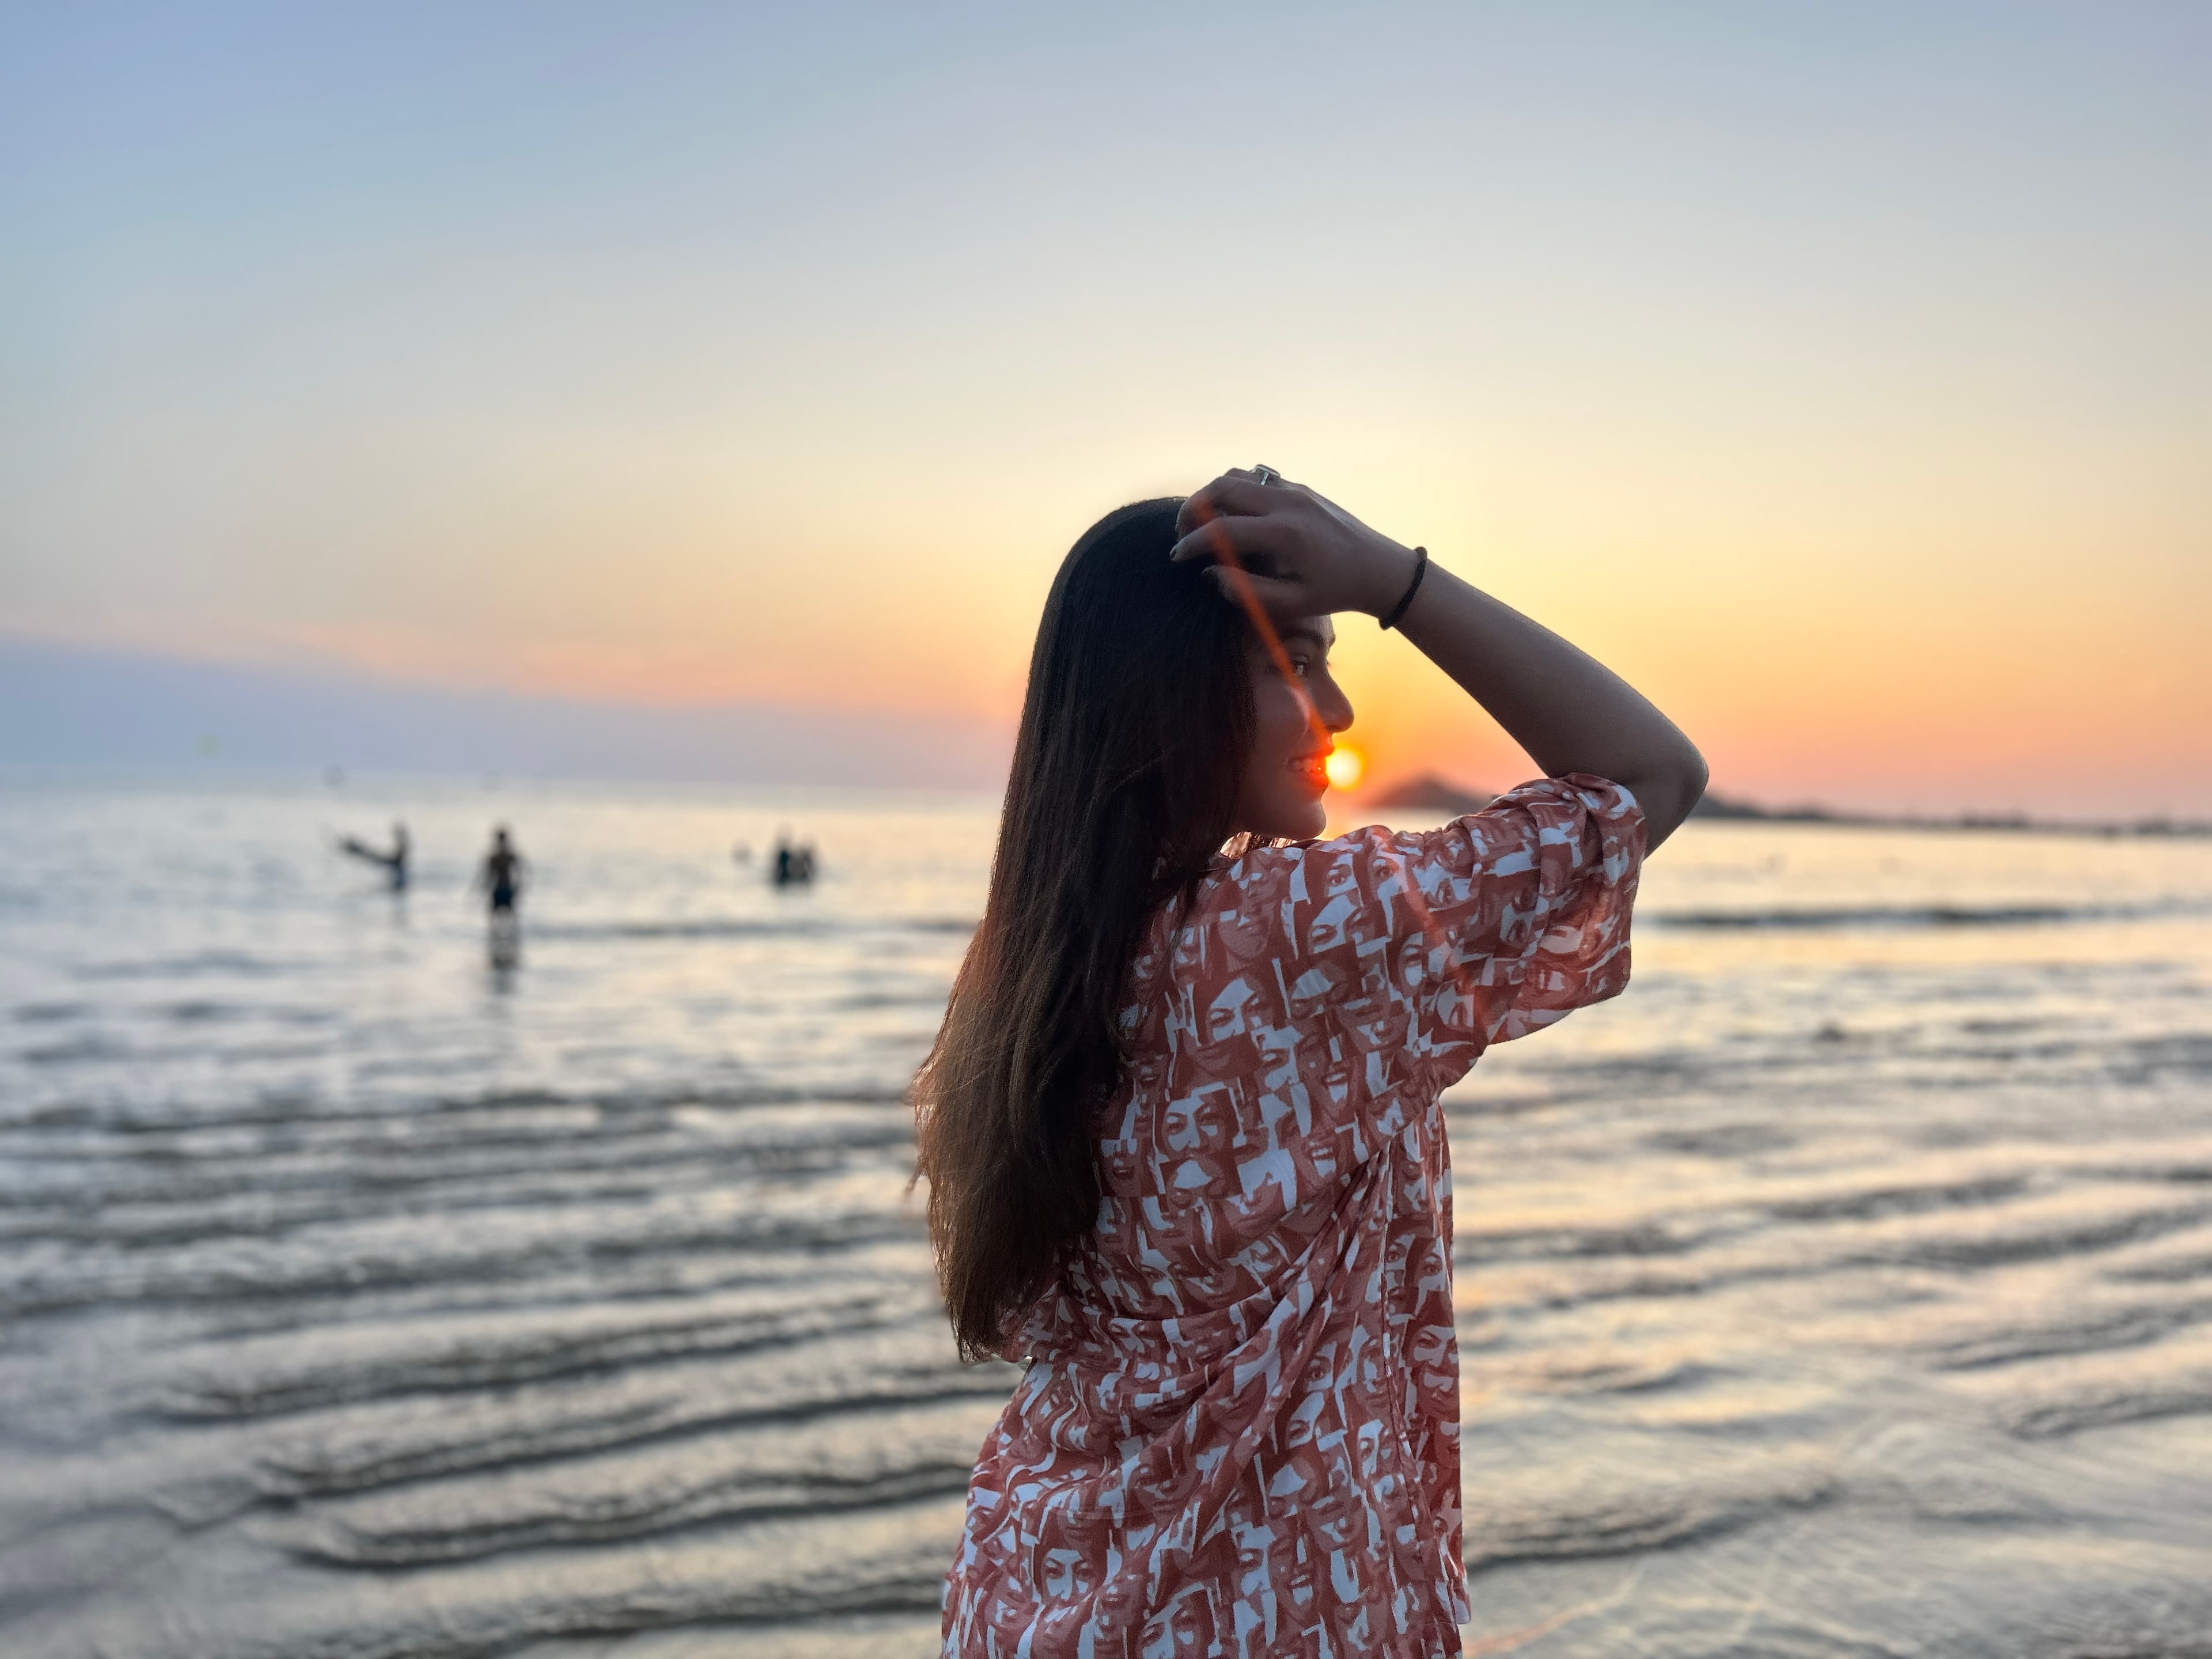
[5,2,2207,813]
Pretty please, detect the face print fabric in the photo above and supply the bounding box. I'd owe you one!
[944,775,1647,1659]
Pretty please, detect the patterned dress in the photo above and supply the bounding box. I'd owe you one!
[943,775,1647,1658]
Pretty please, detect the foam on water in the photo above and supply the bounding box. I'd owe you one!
[2,772,2210,1657]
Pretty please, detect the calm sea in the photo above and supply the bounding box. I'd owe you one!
[3,773,2209,1658]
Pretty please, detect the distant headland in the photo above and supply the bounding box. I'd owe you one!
[1366,773,1498,816]
[1365,772,2211,839]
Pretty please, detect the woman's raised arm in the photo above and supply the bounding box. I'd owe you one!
[1171,468,1709,849]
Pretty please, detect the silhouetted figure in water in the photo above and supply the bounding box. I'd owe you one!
[339,821,410,891]
[476,826,526,965]
[771,832,817,888]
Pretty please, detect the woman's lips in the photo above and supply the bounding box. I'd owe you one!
[1289,753,1330,791]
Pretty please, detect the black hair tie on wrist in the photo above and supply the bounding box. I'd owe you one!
[1378,546,1429,631]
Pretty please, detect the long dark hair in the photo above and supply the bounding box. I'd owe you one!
[913,498,1255,1361]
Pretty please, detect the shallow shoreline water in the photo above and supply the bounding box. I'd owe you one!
[3,774,2210,1657]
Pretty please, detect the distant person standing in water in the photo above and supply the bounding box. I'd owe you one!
[476,827,525,958]
[916,472,1705,1656]
[771,832,817,887]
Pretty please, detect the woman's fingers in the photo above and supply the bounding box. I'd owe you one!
[1174,480,1238,540]
[1206,475,1287,515]
[1175,471,1299,539]
[1168,510,1297,566]
[1175,475,1240,538]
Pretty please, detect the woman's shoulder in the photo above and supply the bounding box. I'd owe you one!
[1236,775,1643,882]
[1132,776,1646,993]
[1183,775,1644,937]
[1143,829,1406,983]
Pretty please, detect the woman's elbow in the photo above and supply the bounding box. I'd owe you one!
[1639,748,1708,853]
[1677,749,1710,820]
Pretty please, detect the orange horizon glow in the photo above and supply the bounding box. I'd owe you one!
[9,10,2205,819]
[1324,745,1365,791]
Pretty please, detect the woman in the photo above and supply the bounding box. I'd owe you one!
[916,469,1706,1657]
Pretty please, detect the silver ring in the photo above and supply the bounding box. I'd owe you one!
[1253,464,1279,486]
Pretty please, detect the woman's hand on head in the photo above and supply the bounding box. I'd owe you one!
[1170,469,1421,622]
[1171,467,1707,848]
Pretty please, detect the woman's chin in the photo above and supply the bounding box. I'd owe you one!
[1234,786,1331,843]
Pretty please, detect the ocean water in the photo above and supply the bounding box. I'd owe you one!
[2,772,2210,1658]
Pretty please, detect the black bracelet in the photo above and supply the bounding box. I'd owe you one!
[1378,546,1428,631]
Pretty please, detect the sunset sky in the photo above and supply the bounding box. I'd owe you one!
[5,3,2207,814]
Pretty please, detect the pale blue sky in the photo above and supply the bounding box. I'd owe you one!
[4,2,2207,809]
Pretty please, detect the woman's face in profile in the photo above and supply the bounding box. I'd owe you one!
[1233,616,1354,842]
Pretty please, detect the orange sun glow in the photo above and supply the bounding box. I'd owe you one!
[1324,746,1365,790]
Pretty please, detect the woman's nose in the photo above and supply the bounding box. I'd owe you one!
[1315,682,1354,734]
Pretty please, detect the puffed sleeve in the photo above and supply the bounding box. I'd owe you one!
[1207,772,1645,1097]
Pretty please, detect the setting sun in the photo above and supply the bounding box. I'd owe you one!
[1324,745,1365,791]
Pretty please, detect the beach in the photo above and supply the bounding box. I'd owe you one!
[3,771,2210,1658]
